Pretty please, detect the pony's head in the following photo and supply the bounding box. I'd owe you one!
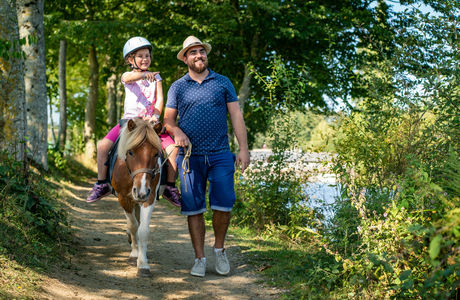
[118,118,163,202]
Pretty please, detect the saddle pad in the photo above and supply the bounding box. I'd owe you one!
[106,136,120,195]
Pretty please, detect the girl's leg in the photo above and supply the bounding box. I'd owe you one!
[87,138,114,203]
[165,144,178,184]
[96,138,114,181]
[162,144,181,207]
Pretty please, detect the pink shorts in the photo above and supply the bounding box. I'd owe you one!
[104,123,175,150]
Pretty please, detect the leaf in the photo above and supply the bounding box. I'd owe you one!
[429,235,442,260]
[399,269,411,281]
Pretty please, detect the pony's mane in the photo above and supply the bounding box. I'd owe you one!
[117,119,162,160]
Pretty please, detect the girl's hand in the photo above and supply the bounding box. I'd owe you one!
[143,114,160,124]
[143,71,161,82]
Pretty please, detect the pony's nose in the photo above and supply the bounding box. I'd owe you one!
[132,186,150,201]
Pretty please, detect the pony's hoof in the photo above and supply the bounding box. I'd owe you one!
[128,257,137,266]
[137,268,152,277]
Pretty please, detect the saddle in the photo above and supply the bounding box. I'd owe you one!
[105,120,168,199]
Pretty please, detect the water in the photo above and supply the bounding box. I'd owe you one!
[303,174,340,219]
[248,150,341,219]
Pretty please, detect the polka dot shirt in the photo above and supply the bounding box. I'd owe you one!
[166,70,238,155]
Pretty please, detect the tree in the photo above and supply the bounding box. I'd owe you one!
[45,0,134,158]
[57,39,67,150]
[17,0,48,169]
[0,0,26,161]
[106,72,118,126]
[138,0,375,146]
[84,44,98,161]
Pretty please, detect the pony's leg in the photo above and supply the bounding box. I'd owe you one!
[124,209,139,261]
[136,202,155,276]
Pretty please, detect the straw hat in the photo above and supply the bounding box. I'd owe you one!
[177,36,212,60]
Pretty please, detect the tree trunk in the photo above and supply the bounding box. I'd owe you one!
[58,39,67,150]
[237,63,252,114]
[0,0,26,161]
[84,44,99,161]
[231,32,259,150]
[238,31,259,112]
[17,0,48,170]
[106,73,117,125]
[117,81,124,120]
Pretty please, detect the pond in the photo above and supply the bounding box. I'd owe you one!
[303,174,341,220]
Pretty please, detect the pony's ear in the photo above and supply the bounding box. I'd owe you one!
[127,119,136,131]
[153,122,163,135]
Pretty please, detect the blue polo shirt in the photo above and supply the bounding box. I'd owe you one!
[166,70,238,155]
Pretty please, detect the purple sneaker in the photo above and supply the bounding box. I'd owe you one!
[162,186,182,207]
[86,182,111,203]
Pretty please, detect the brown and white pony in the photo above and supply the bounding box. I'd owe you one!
[111,118,163,277]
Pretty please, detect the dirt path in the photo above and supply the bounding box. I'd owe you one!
[38,180,280,300]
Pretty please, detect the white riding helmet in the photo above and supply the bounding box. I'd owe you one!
[123,37,152,59]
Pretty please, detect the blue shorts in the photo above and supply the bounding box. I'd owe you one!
[177,152,236,216]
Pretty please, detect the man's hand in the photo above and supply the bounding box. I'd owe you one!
[236,149,250,173]
[173,128,190,148]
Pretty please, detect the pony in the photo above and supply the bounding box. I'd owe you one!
[111,118,163,277]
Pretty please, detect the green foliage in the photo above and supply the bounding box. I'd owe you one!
[254,111,337,152]
[325,2,460,298]
[234,58,316,233]
[0,36,27,59]
[0,151,71,268]
[48,148,67,170]
[43,0,378,153]
[231,2,459,299]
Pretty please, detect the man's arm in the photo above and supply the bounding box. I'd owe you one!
[227,102,250,172]
[163,107,190,147]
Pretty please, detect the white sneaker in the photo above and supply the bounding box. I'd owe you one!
[214,248,230,275]
[190,258,206,277]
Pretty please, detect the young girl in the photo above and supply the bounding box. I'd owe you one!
[86,36,181,207]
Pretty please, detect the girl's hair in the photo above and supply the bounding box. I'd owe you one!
[124,47,152,67]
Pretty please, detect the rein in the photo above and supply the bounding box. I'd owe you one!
[181,143,192,192]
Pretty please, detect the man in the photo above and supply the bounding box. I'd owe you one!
[164,36,250,277]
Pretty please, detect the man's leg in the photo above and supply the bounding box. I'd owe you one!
[188,213,206,258]
[212,210,232,275]
[188,213,207,277]
[212,210,231,249]
[177,154,208,277]
[207,152,235,275]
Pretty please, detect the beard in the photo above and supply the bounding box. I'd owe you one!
[188,58,208,73]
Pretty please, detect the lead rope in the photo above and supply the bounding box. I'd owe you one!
[181,143,192,192]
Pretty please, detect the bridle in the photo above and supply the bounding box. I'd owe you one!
[124,150,162,181]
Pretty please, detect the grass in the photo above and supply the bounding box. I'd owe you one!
[224,224,341,299]
[0,152,95,299]
[0,255,42,299]
[204,210,324,298]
